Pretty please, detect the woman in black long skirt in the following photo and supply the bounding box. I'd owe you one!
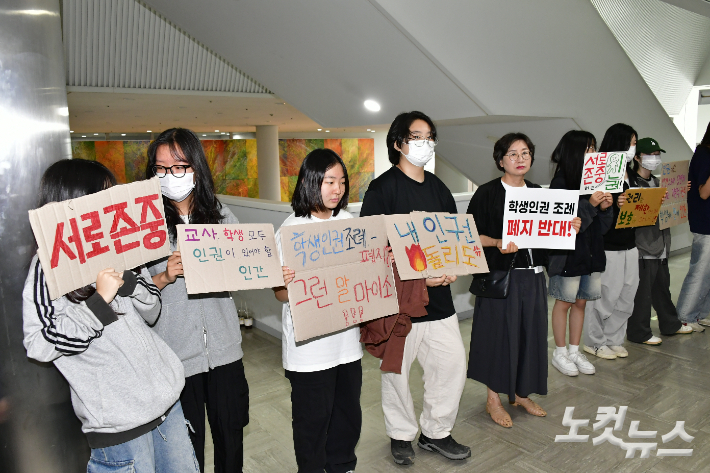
[467,133,580,428]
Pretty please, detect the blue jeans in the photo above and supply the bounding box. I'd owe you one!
[87,401,199,473]
[548,272,602,303]
[677,233,710,323]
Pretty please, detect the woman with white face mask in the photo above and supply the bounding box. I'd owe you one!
[144,128,249,473]
[626,138,693,344]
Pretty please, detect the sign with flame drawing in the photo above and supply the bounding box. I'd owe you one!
[385,213,489,281]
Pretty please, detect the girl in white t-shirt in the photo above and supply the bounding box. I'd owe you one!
[273,148,363,473]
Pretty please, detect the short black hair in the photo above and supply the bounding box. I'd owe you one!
[493,133,535,172]
[598,123,637,153]
[551,130,597,190]
[39,159,117,207]
[292,148,349,218]
[386,111,438,165]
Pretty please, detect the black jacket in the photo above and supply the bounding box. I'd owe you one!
[603,166,640,251]
[547,172,614,277]
[466,178,548,275]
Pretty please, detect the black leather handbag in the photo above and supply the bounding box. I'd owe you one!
[468,253,517,299]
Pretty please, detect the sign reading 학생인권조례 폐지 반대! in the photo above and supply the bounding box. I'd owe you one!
[29,177,171,300]
[658,160,689,230]
[502,187,579,250]
[177,224,284,294]
[615,187,667,229]
[279,215,399,342]
[580,151,628,195]
[384,212,489,281]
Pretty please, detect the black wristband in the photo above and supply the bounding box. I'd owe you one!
[86,292,119,327]
[117,270,138,297]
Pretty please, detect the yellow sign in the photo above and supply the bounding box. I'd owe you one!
[615,187,667,229]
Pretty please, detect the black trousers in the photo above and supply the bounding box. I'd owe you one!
[627,259,682,343]
[285,359,362,473]
[181,359,250,473]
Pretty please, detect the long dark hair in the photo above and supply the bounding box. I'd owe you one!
[493,132,535,172]
[599,123,637,153]
[145,128,224,241]
[386,111,438,165]
[292,148,349,218]
[551,130,596,190]
[700,121,710,149]
[38,159,117,303]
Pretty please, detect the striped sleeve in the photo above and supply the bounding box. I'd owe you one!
[22,259,105,360]
[130,267,162,326]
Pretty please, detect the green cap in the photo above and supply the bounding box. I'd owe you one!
[637,137,666,154]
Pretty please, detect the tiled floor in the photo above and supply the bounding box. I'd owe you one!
[206,252,710,472]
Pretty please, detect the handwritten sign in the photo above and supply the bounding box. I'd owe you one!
[580,151,628,194]
[502,188,579,250]
[29,177,171,300]
[385,213,489,280]
[279,216,399,342]
[658,160,689,230]
[615,187,666,229]
[177,224,283,294]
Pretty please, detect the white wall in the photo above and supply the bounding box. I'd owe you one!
[698,104,710,143]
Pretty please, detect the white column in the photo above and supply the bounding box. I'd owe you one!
[256,125,281,201]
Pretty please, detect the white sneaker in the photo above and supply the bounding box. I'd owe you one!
[583,345,617,360]
[685,323,705,332]
[642,336,662,345]
[697,316,710,327]
[552,352,579,376]
[676,325,693,334]
[608,345,628,357]
[568,352,595,375]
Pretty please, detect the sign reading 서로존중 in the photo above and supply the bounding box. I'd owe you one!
[502,187,579,250]
[580,151,628,195]
[384,213,489,281]
[279,215,399,342]
[177,224,284,294]
[658,160,689,230]
[29,177,171,300]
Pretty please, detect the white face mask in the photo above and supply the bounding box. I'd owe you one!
[401,140,435,167]
[640,154,662,171]
[160,173,195,202]
[625,145,636,163]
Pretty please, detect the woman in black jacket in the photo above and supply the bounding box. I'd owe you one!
[548,131,613,377]
[467,133,580,429]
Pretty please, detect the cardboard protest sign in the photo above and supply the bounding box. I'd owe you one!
[29,177,171,300]
[177,224,283,294]
[502,188,579,250]
[580,152,628,194]
[279,215,399,342]
[658,160,689,230]
[615,187,666,229]
[385,213,489,280]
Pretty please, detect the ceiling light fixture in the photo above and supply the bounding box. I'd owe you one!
[70,130,74,133]
[317,128,322,131]
[202,134,206,137]
[81,135,86,137]
[371,130,375,133]
[325,130,330,133]
[147,130,152,133]
[93,133,99,135]
[121,133,126,136]
[364,100,381,112]
[215,130,219,132]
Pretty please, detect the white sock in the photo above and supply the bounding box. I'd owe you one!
[554,346,568,356]
[569,345,579,354]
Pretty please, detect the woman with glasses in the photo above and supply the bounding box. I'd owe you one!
[467,133,580,428]
[145,128,249,473]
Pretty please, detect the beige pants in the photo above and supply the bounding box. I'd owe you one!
[381,314,467,441]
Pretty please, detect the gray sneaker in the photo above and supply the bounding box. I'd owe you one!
[698,316,710,327]
[417,434,471,460]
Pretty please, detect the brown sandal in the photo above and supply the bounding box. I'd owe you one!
[486,400,513,428]
[510,396,546,417]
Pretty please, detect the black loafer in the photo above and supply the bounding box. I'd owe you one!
[417,434,471,460]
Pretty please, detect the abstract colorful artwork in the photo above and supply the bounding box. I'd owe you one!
[71,138,374,202]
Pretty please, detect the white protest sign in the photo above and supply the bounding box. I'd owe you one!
[502,187,579,250]
[580,151,628,195]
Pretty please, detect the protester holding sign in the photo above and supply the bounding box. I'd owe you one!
[145,128,249,473]
[583,123,639,360]
[627,138,692,344]
[23,160,197,472]
[548,131,613,377]
[677,122,710,330]
[272,148,364,473]
[360,111,471,465]
[467,133,580,429]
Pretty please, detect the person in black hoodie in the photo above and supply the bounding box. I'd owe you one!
[583,123,639,360]
[548,131,614,377]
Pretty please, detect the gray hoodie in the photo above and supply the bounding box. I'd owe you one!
[22,256,184,448]
[635,174,671,259]
[147,206,243,378]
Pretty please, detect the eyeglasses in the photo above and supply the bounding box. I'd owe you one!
[406,134,438,147]
[505,151,532,162]
[151,164,192,178]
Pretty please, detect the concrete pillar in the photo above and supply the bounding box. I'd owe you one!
[0,1,89,472]
[256,125,281,201]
